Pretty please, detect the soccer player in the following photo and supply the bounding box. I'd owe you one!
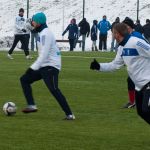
[20,12,75,120]
[122,17,146,108]
[7,8,32,59]
[90,23,150,124]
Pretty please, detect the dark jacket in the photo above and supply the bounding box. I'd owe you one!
[62,23,78,39]
[134,23,143,34]
[78,18,90,36]
[91,23,97,41]
[143,23,150,39]
[111,20,119,32]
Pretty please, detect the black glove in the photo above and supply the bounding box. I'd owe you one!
[22,29,26,33]
[90,59,100,70]
[25,68,34,74]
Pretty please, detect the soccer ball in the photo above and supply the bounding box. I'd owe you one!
[3,102,17,116]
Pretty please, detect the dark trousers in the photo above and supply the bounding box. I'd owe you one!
[69,39,75,51]
[8,34,29,56]
[99,34,107,50]
[127,76,135,90]
[21,34,30,51]
[20,66,73,116]
[135,82,150,124]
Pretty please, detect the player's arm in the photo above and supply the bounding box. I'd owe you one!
[135,39,150,57]
[90,49,125,72]
[62,25,69,36]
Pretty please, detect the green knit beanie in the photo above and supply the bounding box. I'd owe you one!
[32,12,46,24]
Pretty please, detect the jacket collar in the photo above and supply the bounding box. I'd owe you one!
[119,34,131,46]
[35,23,48,33]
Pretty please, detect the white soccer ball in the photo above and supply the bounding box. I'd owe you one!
[3,102,17,116]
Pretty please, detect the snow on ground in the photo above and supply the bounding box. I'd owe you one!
[0,0,150,50]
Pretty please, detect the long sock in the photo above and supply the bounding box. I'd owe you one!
[128,90,135,104]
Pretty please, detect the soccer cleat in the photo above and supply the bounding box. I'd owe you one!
[26,55,33,60]
[64,114,75,120]
[122,102,135,108]
[7,54,14,59]
[22,107,38,113]
[22,108,38,113]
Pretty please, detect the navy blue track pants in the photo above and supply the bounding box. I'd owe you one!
[20,66,73,115]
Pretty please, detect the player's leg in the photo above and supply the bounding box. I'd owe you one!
[69,39,74,51]
[40,66,75,119]
[103,34,107,50]
[20,69,42,113]
[20,35,32,59]
[123,76,135,108]
[8,35,20,59]
[135,83,150,124]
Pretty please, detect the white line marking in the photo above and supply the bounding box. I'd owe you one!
[12,53,114,60]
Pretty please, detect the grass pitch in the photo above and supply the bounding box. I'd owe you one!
[0,51,149,150]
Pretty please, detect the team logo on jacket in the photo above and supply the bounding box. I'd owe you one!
[121,48,139,56]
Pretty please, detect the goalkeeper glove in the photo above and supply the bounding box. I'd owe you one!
[90,59,100,70]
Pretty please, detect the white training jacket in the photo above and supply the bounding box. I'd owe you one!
[14,15,26,35]
[100,35,150,91]
[30,28,61,71]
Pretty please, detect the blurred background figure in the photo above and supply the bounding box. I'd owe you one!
[143,19,150,43]
[78,18,90,51]
[97,15,111,51]
[134,20,143,34]
[62,18,78,51]
[91,20,98,51]
[31,29,38,51]
[111,17,120,52]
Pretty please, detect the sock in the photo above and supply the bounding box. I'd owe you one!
[128,90,135,104]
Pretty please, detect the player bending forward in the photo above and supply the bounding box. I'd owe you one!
[20,12,75,120]
[90,23,150,124]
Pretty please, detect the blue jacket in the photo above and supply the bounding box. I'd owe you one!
[62,24,78,39]
[97,19,111,35]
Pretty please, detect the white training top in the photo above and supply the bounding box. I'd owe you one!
[14,15,26,35]
[100,36,150,91]
[30,28,61,70]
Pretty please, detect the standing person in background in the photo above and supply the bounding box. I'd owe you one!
[91,20,98,51]
[111,17,120,52]
[97,15,111,51]
[78,18,90,51]
[21,18,33,59]
[7,8,32,59]
[143,19,150,43]
[31,29,38,51]
[134,20,143,34]
[20,12,75,120]
[62,18,78,51]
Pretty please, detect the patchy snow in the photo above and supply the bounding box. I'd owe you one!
[0,0,150,50]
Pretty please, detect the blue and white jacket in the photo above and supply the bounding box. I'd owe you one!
[99,34,150,91]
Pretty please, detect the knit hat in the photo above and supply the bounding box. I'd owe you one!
[123,17,135,29]
[32,12,46,24]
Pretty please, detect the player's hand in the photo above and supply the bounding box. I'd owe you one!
[90,59,100,70]
[22,29,26,33]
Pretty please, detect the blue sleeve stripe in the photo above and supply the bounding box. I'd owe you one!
[121,48,139,56]
[136,41,150,51]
